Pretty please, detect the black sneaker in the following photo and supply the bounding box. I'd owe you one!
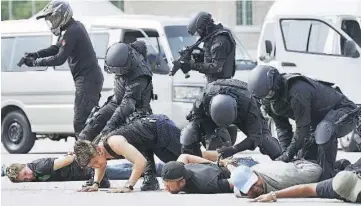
[140,175,159,191]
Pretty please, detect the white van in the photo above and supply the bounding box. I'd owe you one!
[257,0,361,152]
[1,14,255,153]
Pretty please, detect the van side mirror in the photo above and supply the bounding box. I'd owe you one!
[265,40,273,55]
[344,40,360,58]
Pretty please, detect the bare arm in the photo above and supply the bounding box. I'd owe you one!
[275,183,318,198]
[93,166,106,185]
[53,155,75,171]
[177,154,214,164]
[109,135,147,186]
[202,151,219,162]
[251,183,318,202]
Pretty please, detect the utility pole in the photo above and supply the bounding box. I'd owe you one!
[8,0,13,20]
[32,0,36,16]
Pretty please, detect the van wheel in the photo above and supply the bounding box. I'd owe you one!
[340,127,361,152]
[1,111,36,154]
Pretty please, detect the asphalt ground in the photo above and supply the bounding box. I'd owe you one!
[1,137,360,206]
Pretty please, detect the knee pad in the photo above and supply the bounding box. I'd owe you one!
[180,122,201,146]
[315,121,336,144]
[259,136,282,160]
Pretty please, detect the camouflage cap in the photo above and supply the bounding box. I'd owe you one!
[74,140,97,168]
[6,163,25,182]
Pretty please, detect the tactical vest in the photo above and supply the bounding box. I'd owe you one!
[272,73,344,117]
[203,27,236,82]
[203,79,250,115]
[281,73,342,100]
[126,49,153,81]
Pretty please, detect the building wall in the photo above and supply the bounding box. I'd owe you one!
[124,0,275,59]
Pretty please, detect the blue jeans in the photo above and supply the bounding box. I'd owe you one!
[105,161,164,180]
[2,158,259,179]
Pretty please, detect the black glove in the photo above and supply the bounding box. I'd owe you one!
[275,152,292,162]
[24,57,36,67]
[25,52,39,59]
[186,111,193,121]
[192,52,204,63]
[217,146,237,159]
[180,60,195,73]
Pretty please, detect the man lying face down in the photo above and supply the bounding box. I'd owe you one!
[4,155,111,187]
[230,159,322,198]
[248,158,361,203]
[161,152,259,194]
[162,152,323,195]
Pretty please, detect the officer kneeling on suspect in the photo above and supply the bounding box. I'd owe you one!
[247,65,359,181]
[181,78,281,160]
[74,114,181,193]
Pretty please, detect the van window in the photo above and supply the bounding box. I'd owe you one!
[164,26,199,60]
[341,20,361,48]
[1,38,14,71]
[281,19,347,56]
[2,35,52,72]
[123,29,169,75]
[90,33,109,59]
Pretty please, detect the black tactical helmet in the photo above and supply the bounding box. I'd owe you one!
[210,94,237,127]
[36,0,73,36]
[104,42,133,76]
[130,40,147,59]
[187,11,213,37]
[247,65,280,99]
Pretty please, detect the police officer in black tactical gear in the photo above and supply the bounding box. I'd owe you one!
[247,65,358,181]
[181,79,282,160]
[78,41,156,190]
[179,11,236,83]
[78,40,152,142]
[21,0,104,138]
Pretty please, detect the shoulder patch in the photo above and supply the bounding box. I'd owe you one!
[211,41,222,51]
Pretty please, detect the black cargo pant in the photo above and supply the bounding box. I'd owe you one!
[313,99,358,181]
[139,121,180,177]
[73,71,103,138]
[78,95,118,142]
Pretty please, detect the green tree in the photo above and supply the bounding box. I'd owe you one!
[2,1,50,21]
[1,0,123,21]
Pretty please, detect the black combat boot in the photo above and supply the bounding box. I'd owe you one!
[140,160,159,191]
[141,173,159,191]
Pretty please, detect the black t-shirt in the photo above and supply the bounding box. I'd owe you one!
[27,158,92,182]
[182,163,232,194]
